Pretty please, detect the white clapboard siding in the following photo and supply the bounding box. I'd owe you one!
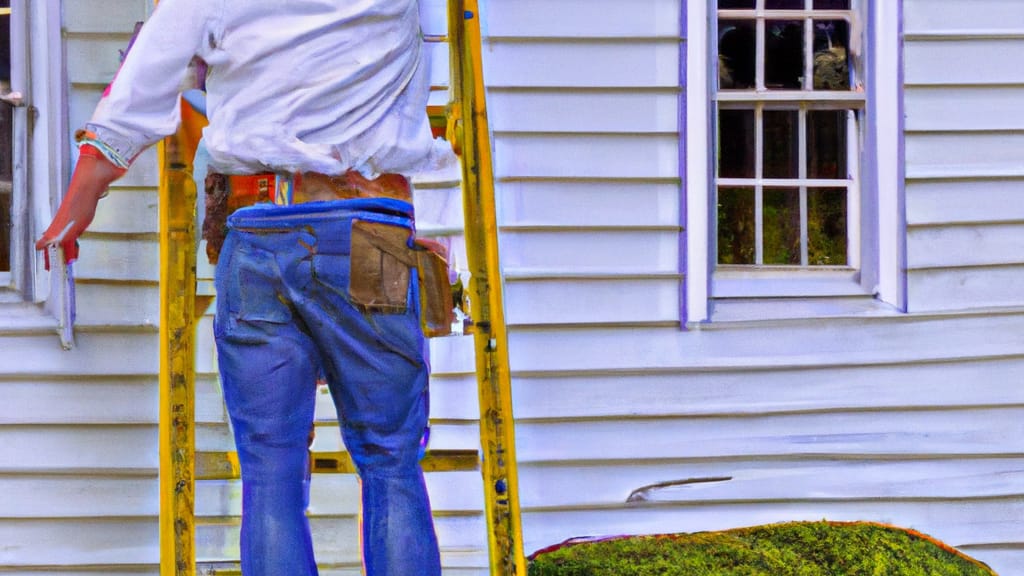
[906,179,1024,226]
[907,223,1024,269]
[904,0,1024,315]
[516,458,1024,509]
[509,355,1024,419]
[0,2,164,571]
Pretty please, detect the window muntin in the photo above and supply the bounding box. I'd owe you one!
[714,0,863,273]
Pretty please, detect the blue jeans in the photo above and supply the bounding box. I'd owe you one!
[213,198,441,576]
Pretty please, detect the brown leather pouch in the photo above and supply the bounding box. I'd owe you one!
[349,220,413,313]
[348,220,454,337]
[416,248,454,338]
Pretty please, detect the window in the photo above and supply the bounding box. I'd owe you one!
[686,0,903,322]
[0,0,71,332]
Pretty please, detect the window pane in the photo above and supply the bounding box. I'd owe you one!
[807,110,847,179]
[763,188,801,264]
[717,187,755,265]
[766,0,805,9]
[814,0,850,9]
[808,188,847,265]
[719,0,755,8]
[813,20,849,89]
[719,109,755,178]
[719,20,755,89]
[765,20,804,90]
[764,110,799,179]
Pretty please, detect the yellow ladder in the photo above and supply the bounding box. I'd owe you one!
[157,0,526,573]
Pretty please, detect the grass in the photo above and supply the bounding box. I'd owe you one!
[527,521,997,576]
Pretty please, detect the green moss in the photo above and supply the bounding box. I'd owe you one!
[528,521,997,576]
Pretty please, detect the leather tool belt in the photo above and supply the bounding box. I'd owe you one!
[203,170,455,338]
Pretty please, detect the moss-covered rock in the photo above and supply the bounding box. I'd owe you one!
[528,521,997,576]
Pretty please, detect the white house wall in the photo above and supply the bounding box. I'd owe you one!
[3,0,1024,574]
[482,2,1024,576]
[904,0,1024,312]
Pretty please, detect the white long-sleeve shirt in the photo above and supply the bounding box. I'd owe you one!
[87,0,454,178]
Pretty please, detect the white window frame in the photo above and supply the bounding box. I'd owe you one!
[0,0,72,333]
[686,0,903,323]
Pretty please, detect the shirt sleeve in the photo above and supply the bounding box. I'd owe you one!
[84,0,215,166]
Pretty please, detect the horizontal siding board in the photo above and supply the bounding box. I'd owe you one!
[65,37,131,85]
[904,39,1024,86]
[0,426,156,473]
[907,223,1024,269]
[904,86,1024,132]
[0,378,157,424]
[504,278,680,326]
[0,519,156,566]
[494,134,679,179]
[509,356,1024,419]
[500,230,679,274]
[908,267,1024,312]
[513,408,1024,463]
[519,500,1024,557]
[73,283,159,327]
[0,333,158,376]
[412,183,463,230]
[63,0,151,34]
[905,132,1024,178]
[488,90,679,133]
[903,0,1024,35]
[484,40,680,88]
[485,0,681,38]
[497,180,681,228]
[906,180,1024,226]
[74,237,159,283]
[0,475,157,518]
[504,314,1024,373]
[89,189,159,235]
[517,458,1024,509]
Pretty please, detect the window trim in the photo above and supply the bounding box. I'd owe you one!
[685,0,904,324]
[1,0,71,332]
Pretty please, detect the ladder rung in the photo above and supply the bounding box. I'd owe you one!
[196,449,480,480]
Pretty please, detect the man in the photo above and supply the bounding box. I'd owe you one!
[36,1,454,574]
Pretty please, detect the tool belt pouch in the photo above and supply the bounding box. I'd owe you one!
[416,248,454,338]
[202,173,230,265]
[349,220,412,314]
[348,220,454,337]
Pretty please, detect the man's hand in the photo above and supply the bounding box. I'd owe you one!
[35,144,126,267]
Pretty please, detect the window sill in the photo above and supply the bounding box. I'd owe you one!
[706,295,902,325]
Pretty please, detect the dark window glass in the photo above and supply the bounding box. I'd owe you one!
[719,109,755,179]
[719,20,756,89]
[807,110,847,179]
[813,20,849,89]
[763,110,799,179]
[765,20,804,89]
[766,0,805,8]
[719,0,755,8]
[763,188,801,264]
[808,188,847,265]
[814,0,850,8]
[717,187,756,265]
